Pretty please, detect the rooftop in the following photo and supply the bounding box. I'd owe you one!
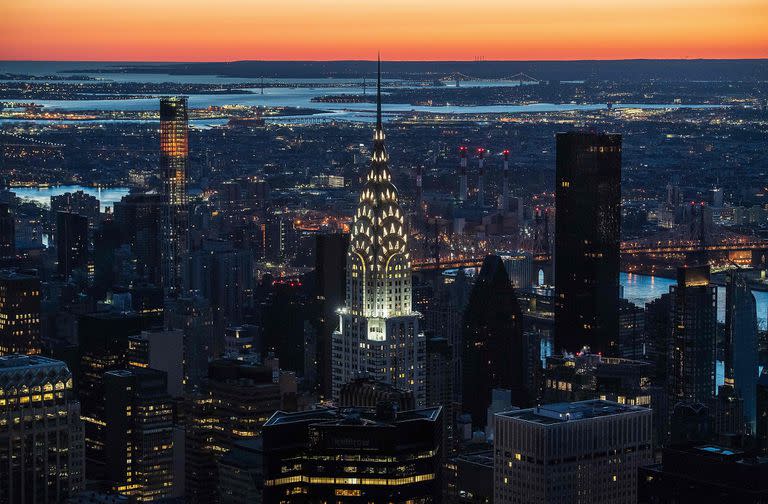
[497,399,647,425]
[0,354,65,371]
[264,406,442,428]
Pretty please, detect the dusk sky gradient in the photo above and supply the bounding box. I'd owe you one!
[2,0,767,61]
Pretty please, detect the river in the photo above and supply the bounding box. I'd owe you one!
[0,62,729,124]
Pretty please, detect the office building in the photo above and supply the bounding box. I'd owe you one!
[164,295,215,392]
[262,406,443,502]
[56,211,89,278]
[446,450,494,504]
[113,193,164,285]
[618,298,646,359]
[50,191,100,227]
[724,270,758,434]
[554,132,622,354]
[331,60,426,406]
[0,270,41,355]
[260,277,307,375]
[0,203,14,257]
[462,255,526,428]
[543,352,653,407]
[160,96,189,294]
[185,358,282,503]
[77,312,145,480]
[103,369,174,501]
[669,265,717,405]
[127,328,185,397]
[0,355,84,503]
[494,400,652,504]
[314,233,348,398]
[427,336,457,456]
[499,251,533,290]
[188,238,254,328]
[217,439,264,504]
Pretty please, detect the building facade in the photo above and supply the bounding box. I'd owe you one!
[0,355,84,503]
[494,400,652,504]
[554,132,622,355]
[103,369,174,501]
[669,265,717,405]
[262,406,443,503]
[724,270,758,434]
[0,270,41,356]
[160,96,190,294]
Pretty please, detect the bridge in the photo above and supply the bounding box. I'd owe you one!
[438,72,540,86]
[620,239,767,255]
[412,240,768,272]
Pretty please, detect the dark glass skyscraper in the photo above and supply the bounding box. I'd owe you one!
[0,203,15,257]
[313,233,348,398]
[160,96,189,294]
[669,265,717,405]
[554,132,622,354]
[724,270,758,433]
[462,254,526,428]
[56,211,89,278]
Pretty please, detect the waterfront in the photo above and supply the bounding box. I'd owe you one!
[622,271,768,330]
[11,184,130,211]
[6,184,766,329]
[6,183,765,331]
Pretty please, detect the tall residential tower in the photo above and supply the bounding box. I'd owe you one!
[160,96,190,294]
[331,59,426,406]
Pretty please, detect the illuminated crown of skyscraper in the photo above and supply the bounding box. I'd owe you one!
[346,56,411,318]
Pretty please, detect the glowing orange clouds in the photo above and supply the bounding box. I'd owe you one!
[1,0,766,61]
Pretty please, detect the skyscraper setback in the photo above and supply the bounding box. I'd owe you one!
[331,59,426,406]
[160,96,190,294]
[554,132,622,355]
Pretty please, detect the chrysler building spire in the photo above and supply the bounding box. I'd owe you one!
[332,57,425,406]
[346,56,411,319]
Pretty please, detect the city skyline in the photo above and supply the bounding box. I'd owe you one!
[2,0,768,61]
[2,5,768,500]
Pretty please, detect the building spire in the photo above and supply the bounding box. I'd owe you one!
[376,52,382,130]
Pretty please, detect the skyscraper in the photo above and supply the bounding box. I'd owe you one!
[0,270,41,355]
[669,265,717,405]
[458,146,468,202]
[113,192,164,285]
[103,368,174,501]
[160,96,189,294]
[331,59,426,406]
[724,269,758,434]
[462,255,526,428]
[0,203,15,257]
[314,233,348,398]
[56,211,89,278]
[77,312,146,480]
[554,132,622,355]
[185,358,282,503]
[0,355,84,503]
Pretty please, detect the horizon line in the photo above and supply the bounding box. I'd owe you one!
[2,57,768,64]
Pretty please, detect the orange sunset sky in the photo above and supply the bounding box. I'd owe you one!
[1,0,767,61]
